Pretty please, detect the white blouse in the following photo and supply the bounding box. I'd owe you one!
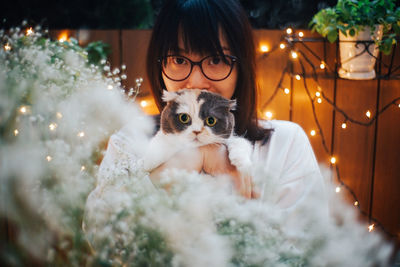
[93,119,326,210]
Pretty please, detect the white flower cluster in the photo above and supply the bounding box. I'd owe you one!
[0,26,150,264]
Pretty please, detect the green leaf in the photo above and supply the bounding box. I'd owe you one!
[327,30,338,43]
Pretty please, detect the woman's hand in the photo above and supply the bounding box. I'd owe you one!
[200,144,257,199]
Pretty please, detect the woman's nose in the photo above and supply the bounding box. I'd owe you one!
[184,65,210,89]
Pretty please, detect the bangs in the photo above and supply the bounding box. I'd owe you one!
[160,0,226,57]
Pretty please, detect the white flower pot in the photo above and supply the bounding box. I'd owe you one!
[338,25,383,80]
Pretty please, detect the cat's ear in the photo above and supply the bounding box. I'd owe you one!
[228,99,237,111]
[162,90,178,103]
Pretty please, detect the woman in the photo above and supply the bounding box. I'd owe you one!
[143,0,325,205]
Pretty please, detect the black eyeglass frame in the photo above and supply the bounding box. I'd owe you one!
[158,54,238,82]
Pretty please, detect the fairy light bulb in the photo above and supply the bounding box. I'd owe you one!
[265,111,273,119]
[310,130,316,136]
[140,100,148,108]
[286,28,293,34]
[368,224,375,232]
[320,62,326,69]
[291,51,298,59]
[49,123,57,131]
[14,129,19,136]
[284,88,290,94]
[56,112,63,119]
[295,74,301,81]
[398,104,400,108]
[315,91,321,97]
[354,201,359,206]
[107,85,113,90]
[4,43,11,51]
[81,166,86,171]
[341,122,347,129]
[366,110,371,118]
[46,156,52,162]
[279,43,286,49]
[19,106,28,114]
[78,131,85,138]
[298,31,304,37]
[260,45,269,53]
[58,31,68,42]
[330,156,336,164]
[26,27,33,36]
[335,186,341,193]
[317,98,322,104]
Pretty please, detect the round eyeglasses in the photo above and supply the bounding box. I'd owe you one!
[159,54,238,82]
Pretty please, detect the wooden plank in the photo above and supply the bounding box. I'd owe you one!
[253,30,290,121]
[121,30,156,114]
[333,78,378,216]
[372,49,400,240]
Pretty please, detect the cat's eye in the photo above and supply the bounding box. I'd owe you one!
[205,116,217,127]
[178,113,191,124]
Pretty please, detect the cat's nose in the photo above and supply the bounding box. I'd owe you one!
[193,130,201,135]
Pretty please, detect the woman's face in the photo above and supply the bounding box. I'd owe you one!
[162,32,238,100]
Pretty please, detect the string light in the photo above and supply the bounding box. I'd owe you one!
[260,45,269,53]
[398,103,400,108]
[77,131,85,138]
[295,74,301,80]
[298,31,304,37]
[291,51,298,59]
[368,224,375,232]
[341,122,347,129]
[315,91,321,97]
[279,43,286,49]
[286,28,293,34]
[14,129,19,136]
[81,166,86,171]
[354,201,359,206]
[366,110,371,118]
[284,88,290,94]
[26,27,34,36]
[4,43,11,51]
[317,98,322,104]
[107,85,113,90]
[46,156,52,162]
[310,130,316,136]
[330,156,336,164]
[335,186,341,193]
[265,111,273,119]
[320,62,326,69]
[140,100,148,108]
[49,123,57,131]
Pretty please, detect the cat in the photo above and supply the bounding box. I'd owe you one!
[142,89,253,178]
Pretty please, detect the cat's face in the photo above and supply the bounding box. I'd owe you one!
[160,89,236,145]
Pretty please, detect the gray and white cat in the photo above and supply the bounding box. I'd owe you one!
[143,89,252,177]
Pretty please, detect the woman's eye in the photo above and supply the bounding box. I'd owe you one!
[173,57,186,65]
[205,116,217,127]
[178,113,191,124]
[209,57,221,65]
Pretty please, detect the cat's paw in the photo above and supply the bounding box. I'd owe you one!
[225,136,253,176]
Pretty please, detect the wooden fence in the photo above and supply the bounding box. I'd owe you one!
[50,29,400,244]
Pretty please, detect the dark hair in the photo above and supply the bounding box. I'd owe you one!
[146,0,271,143]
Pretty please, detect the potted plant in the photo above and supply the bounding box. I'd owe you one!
[310,0,400,80]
